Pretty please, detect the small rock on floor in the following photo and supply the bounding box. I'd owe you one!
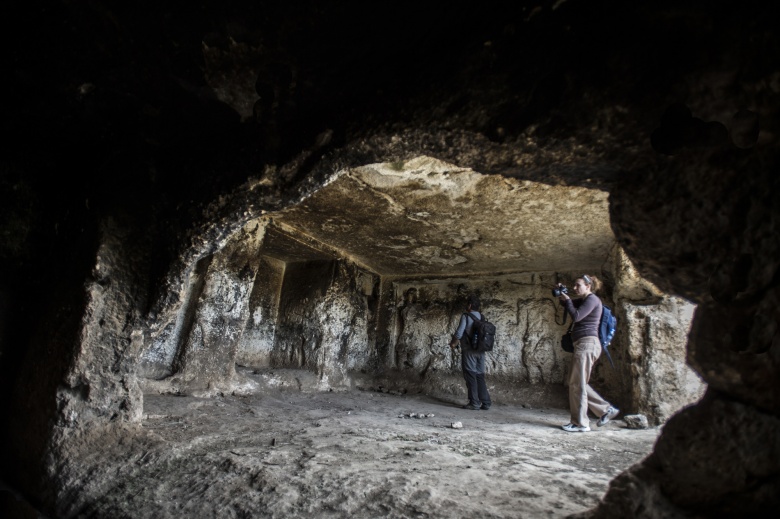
[624,414,649,429]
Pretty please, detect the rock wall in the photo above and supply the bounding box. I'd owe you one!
[378,252,703,419]
[137,231,703,422]
[381,273,569,406]
[389,273,566,382]
[621,299,703,423]
[137,256,212,380]
[169,243,256,393]
[6,3,774,515]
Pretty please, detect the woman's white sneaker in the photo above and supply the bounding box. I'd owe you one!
[597,407,620,427]
[561,423,591,432]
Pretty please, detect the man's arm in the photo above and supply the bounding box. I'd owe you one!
[450,314,469,348]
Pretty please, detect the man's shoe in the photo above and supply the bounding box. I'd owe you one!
[462,404,480,410]
[597,407,620,427]
[561,423,591,432]
[480,404,491,410]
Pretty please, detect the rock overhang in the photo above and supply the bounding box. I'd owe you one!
[260,156,615,277]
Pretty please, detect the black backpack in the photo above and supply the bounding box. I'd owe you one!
[464,312,496,352]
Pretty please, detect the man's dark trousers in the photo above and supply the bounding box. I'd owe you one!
[463,369,491,407]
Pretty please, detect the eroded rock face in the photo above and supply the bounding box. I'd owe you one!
[59,219,146,423]
[621,298,703,424]
[654,394,780,514]
[688,292,780,415]
[601,150,779,517]
[167,240,257,393]
[139,222,266,395]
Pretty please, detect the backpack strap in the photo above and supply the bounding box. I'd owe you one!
[600,304,616,369]
[463,311,481,322]
[462,311,481,347]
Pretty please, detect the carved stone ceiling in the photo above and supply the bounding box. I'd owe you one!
[264,156,615,277]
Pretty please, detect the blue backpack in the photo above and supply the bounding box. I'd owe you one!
[599,305,617,368]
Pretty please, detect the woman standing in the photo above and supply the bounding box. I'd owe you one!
[557,275,619,432]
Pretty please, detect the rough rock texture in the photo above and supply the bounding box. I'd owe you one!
[274,157,615,276]
[623,415,650,430]
[589,394,780,518]
[389,273,568,383]
[688,292,780,415]
[611,248,705,425]
[272,259,378,388]
[653,393,780,515]
[167,227,261,394]
[622,298,702,424]
[2,1,778,517]
[140,222,266,395]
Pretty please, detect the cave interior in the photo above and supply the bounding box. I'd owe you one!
[1,1,778,517]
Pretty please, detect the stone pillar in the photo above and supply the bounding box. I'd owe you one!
[58,217,149,425]
[270,259,378,389]
[169,224,264,394]
[607,247,705,424]
[235,255,285,368]
[375,278,399,371]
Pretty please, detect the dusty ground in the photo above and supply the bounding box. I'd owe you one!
[66,370,660,519]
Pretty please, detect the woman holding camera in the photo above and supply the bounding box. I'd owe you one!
[557,274,619,432]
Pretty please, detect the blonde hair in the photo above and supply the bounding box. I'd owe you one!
[581,274,602,293]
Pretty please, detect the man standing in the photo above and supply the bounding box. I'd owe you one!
[449,295,491,410]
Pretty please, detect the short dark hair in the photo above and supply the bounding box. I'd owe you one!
[467,295,481,311]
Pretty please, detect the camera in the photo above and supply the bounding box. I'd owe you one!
[551,284,568,297]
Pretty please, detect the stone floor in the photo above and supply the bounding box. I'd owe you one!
[57,380,660,518]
